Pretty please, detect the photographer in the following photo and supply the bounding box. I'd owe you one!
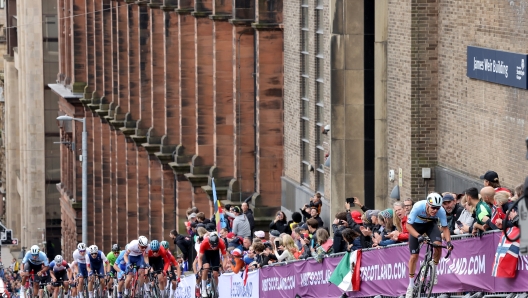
[332,212,350,253]
[301,192,323,222]
[269,211,292,234]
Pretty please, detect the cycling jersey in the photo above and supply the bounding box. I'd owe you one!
[147,246,178,271]
[106,251,119,266]
[22,252,49,266]
[72,249,87,264]
[49,261,70,272]
[407,200,448,227]
[199,238,227,255]
[85,251,108,268]
[127,240,150,257]
[114,251,127,268]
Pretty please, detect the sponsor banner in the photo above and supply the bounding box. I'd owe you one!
[250,232,528,297]
[467,46,528,89]
[174,274,196,298]
[219,270,260,298]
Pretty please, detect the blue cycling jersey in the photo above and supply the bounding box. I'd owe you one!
[407,200,448,227]
[85,251,107,267]
[22,251,49,266]
[115,250,126,267]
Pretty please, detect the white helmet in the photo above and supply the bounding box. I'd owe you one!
[138,236,148,247]
[88,245,98,254]
[77,243,87,251]
[54,255,63,264]
[30,245,40,255]
[426,192,443,207]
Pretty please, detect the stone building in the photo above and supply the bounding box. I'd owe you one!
[2,0,61,255]
[50,0,283,256]
[283,0,528,224]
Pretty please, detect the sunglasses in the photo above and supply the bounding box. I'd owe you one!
[430,206,440,210]
[79,250,86,253]
[152,249,159,253]
[91,253,98,256]
[139,246,148,249]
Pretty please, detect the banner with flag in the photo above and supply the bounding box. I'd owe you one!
[212,178,226,232]
[329,249,362,292]
[492,226,520,278]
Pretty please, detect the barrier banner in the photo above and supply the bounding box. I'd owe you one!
[219,270,260,298]
[253,232,528,297]
[174,274,197,298]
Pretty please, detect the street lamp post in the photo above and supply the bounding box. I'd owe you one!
[57,115,87,244]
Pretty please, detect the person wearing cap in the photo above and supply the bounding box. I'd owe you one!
[254,230,266,240]
[374,209,397,247]
[229,249,245,274]
[440,193,464,235]
[231,206,252,238]
[480,170,511,194]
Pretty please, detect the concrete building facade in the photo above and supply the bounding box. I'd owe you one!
[51,0,284,257]
[3,0,61,255]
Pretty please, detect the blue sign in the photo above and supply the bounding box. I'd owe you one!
[467,46,527,89]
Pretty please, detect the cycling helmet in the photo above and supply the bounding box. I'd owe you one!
[111,244,120,252]
[209,234,219,247]
[138,236,148,247]
[54,255,63,264]
[426,192,443,208]
[77,243,87,251]
[30,245,40,255]
[160,241,169,249]
[88,245,99,254]
[150,240,160,251]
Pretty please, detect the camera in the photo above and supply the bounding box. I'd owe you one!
[346,197,355,207]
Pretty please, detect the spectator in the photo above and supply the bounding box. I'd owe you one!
[373,209,396,247]
[242,237,252,252]
[243,246,256,265]
[241,202,256,235]
[389,201,409,243]
[481,186,502,230]
[494,191,510,229]
[312,229,333,262]
[403,198,413,215]
[269,211,292,234]
[219,228,229,247]
[468,187,495,234]
[231,206,252,238]
[441,193,464,235]
[269,230,281,248]
[288,212,303,231]
[254,230,266,242]
[309,208,324,228]
[250,243,266,269]
[291,227,303,250]
[332,211,350,253]
[454,195,474,235]
[226,232,244,250]
[169,229,193,270]
[230,249,246,274]
[512,183,524,201]
[261,242,278,265]
[501,201,519,228]
[306,218,319,248]
[480,170,511,194]
[341,228,361,252]
[347,197,369,213]
[274,235,298,262]
[301,193,323,221]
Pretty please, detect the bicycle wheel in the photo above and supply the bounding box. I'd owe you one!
[210,278,217,298]
[152,284,162,298]
[416,262,434,298]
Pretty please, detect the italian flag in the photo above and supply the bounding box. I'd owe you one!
[329,250,362,292]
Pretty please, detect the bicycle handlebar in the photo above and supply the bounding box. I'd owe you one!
[422,239,452,259]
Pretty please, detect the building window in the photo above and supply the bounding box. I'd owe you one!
[315,3,324,191]
[0,0,4,9]
[301,0,310,186]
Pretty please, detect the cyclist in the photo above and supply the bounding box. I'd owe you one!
[146,240,180,296]
[72,243,88,298]
[160,240,181,297]
[20,245,50,298]
[69,260,78,298]
[49,255,73,298]
[405,193,454,298]
[86,245,109,298]
[123,236,150,298]
[197,233,227,298]
[106,244,120,297]
[112,246,128,298]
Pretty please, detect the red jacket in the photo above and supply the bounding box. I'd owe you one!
[397,216,409,242]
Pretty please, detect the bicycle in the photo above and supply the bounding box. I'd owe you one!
[146,270,163,298]
[108,273,118,298]
[199,266,221,298]
[412,238,452,298]
[126,264,146,298]
[91,273,107,298]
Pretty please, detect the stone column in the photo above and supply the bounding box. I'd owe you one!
[230,0,255,201]
[86,0,94,85]
[92,115,103,245]
[73,0,88,84]
[253,0,284,208]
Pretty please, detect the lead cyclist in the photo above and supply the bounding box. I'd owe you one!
[405,193,454,298]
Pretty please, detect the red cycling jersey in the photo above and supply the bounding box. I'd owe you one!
[148,246,178,271]
[199,237,227,255]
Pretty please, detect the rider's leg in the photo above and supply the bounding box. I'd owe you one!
[64,281,70,298]
[123,273,132,296]
[137,269,145,288]
[158,273,166,291]
[408,254,418,287]
[432,245,441,264]
[201,264,210,296]
[52,286,59,298]
[87,275,94,298]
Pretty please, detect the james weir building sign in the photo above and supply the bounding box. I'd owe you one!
[467,46,528,89]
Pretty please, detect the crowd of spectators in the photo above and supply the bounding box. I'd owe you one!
[0,258,23,297]
[170,170,522,279]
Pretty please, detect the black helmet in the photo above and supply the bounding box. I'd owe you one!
[111,244,120,252]
[209,234,219,247]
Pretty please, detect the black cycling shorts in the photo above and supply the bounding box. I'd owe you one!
[53,270,69,282]
[408,221,442,254]
[24,262,43,273]
[201,250,220,272]
[149,256,164,272]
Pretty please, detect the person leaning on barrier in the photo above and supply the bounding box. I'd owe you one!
[454,195,475,235]
[440,193,465,235]
[341,228,361,252]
